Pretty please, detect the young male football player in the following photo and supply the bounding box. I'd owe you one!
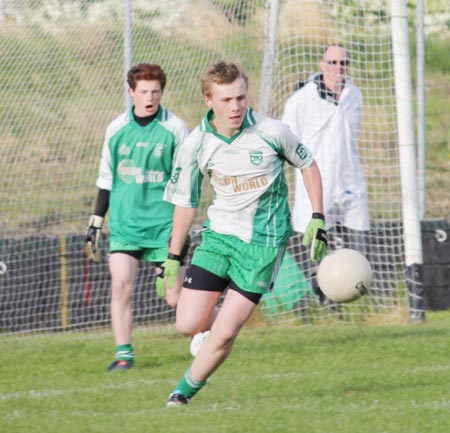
[156,61,328,406]
[85,63,189,371]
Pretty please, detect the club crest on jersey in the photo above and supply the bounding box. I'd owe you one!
[249,151,263,165]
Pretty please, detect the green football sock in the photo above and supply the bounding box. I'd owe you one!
[115,344,135,361]
[173,368,206,398]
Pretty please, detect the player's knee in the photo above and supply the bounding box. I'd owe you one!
[176,315,209,336]
[175,320,196,336]
[211,326,238,351]
[111,282,133,303]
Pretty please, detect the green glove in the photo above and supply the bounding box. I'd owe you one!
[302,214,328,262]
[155,257,181,298]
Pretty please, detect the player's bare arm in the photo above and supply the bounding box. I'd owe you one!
[170,206,197,255]
[301,160,324,215]
[300,160,328,262]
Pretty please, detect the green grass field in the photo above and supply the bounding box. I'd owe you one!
[1,311,450,433]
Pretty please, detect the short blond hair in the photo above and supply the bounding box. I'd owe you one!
[200,61,248,97]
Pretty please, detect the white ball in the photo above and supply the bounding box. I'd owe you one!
[317,248,372,303]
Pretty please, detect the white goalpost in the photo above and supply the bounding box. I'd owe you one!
[390,0,424,322]
[0,0,440,336]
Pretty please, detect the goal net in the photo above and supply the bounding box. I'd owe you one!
[0,0,442,336]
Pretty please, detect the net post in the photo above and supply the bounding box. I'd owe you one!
[123,0,133,112]
[59,236,69,329]
[416,0,426,220]
[390,0,426,322]
[258,0,279,116]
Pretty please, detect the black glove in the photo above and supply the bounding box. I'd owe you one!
[84,215,103,263]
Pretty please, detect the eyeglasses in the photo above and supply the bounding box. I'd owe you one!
[326,59,350,67]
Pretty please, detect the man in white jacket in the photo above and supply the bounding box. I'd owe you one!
[282,44,370,302]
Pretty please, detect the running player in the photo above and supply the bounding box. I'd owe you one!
[84,63,189,371]
[156,61,328,406]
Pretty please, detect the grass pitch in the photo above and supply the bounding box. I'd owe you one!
[1,312,450,433]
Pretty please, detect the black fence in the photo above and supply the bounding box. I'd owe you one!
[0,220,448,335]
[0,234,176,334]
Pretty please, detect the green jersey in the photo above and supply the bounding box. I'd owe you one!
[164,107,313,247]
[97,105,188,247]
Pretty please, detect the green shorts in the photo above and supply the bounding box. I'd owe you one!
[110,240,168,263]
[191,230,285,295]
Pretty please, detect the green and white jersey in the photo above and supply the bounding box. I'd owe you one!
[97,105,188,247]
[164,108,313,247]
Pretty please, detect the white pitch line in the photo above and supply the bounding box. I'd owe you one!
[0,378,171,401]
[2,366,449,403]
